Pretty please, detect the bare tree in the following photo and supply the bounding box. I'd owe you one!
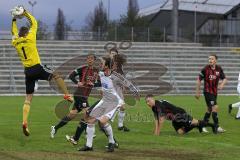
[37,20,49,40]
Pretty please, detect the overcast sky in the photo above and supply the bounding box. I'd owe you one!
[0,0,164,31]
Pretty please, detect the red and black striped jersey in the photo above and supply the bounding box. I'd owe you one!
[69,65,99,97]
[198,65,226,95]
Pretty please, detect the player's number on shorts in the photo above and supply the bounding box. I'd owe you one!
[21,47,27,60]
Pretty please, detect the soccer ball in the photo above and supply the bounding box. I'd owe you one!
[10,5,24,19]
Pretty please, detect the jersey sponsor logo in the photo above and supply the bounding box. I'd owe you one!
[210,101,215,105]
[102,83,109,89]
[82,103,87,108]
[209,75,216,80]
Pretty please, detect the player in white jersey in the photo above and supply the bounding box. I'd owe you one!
[108,48,130,131]
[78,56,124,152]
[228,72,240,119]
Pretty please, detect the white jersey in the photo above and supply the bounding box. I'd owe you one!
[89,71,124,120]
[237,72,240,94]
[99,71,124,105]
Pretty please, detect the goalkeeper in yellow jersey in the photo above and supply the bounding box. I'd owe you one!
[10,6,73,136]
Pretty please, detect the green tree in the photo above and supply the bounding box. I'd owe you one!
[117,0,149,41]
[124,0,139,26]
[54,8,66,40]
[120,0,147,27]
[85,0,108,32]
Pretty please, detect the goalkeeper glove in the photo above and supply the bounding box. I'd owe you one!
[10,5,25,18]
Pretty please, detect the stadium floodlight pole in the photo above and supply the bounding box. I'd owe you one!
[108,0,110,24]
[194,0,197,43]
[28,1,37,16]
[172,0,179,42]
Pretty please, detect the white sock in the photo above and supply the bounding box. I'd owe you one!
[86,124,95,148]
[103,123,115,144]
[118,111,125,128]
[232,102,240,108]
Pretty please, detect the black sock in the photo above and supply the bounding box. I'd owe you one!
[212,112,219,127]
[198,120,203,127]
[73,120,87,141]
[205,122,214,127]
[55,116,72,130]
[203,112,211,122]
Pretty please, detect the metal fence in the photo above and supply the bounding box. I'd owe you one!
[2,19,240,46]
[0,26,191,42]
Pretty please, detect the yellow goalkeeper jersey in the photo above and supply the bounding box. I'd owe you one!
[11,11,41,68]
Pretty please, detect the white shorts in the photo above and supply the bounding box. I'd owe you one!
[89,99,121,120]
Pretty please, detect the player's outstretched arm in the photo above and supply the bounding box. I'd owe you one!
[11,18,18,38]
[10,6,21,38]
[23,9,38,37]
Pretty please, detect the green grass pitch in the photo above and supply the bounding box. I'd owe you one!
[0,95,240,160]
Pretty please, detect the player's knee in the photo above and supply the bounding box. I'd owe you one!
[52,72,61,80]
[212,106,218,112]
[70,109,78,115]
[24,99,31,105]
[191,119,198,125]
[207,108,212,113]
[86,117,96,124]
[99,116,109,125]
[69,110,78,119]
[24,100,31,105]
[120,106,125,111]
[25,95,33,103]
[177,129,185,135]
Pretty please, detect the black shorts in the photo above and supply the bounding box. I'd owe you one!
[73,96,89,112]
[24,64,53,94]
[204,92,217,108]
[172,113,193,133]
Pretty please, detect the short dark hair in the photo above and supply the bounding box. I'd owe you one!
[110,47,118,54]
[19,26,29,37]
[113,54,127,65]
[145,94,154,100]
[102,56,112,69]
[210,54,218,60]
[87,52,96,60]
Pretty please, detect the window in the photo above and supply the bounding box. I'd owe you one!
[232,11,237,18]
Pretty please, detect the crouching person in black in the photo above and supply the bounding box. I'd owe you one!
[145,94,217,135]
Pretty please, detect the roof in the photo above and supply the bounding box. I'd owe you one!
[139,0,240,17]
